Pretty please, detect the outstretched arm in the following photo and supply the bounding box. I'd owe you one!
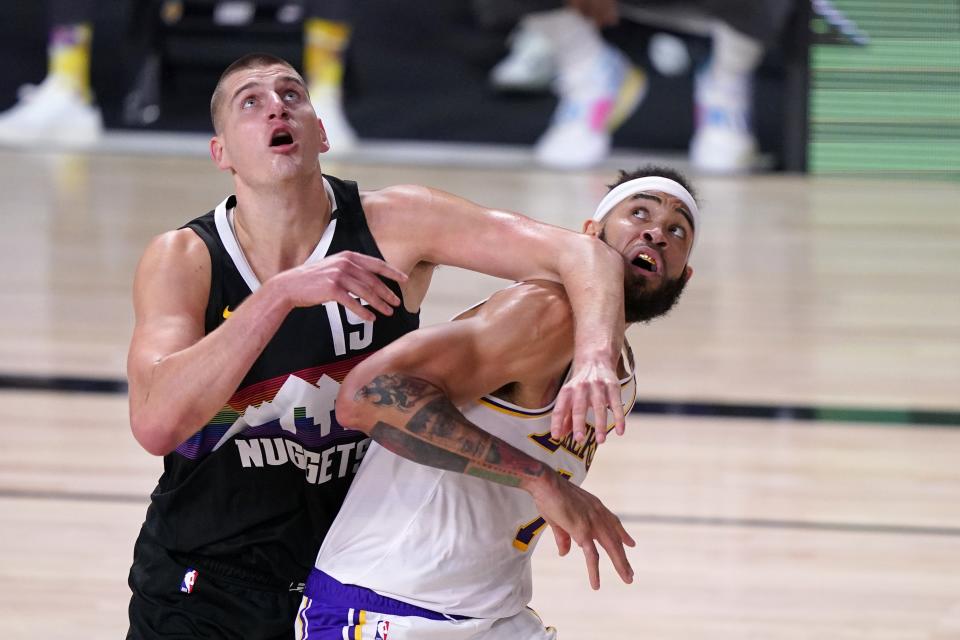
[336,283,635,589]
[354,374,549,489]
[365,185,627,446]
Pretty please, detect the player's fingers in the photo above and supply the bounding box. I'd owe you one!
[557,413,572,442]
[342,260,403,309]
[615,519,636,548]
[597,526,634,585]
[550,391,571,439]
[590,382,608,445]
[552,526,572,557]
[339,276,395,317]
[346,252,409,283]
[607,382,626,436]
[333,292,376,323]
[580,539,601,590]
[570,391,588,444]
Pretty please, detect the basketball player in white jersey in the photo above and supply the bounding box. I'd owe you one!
[297,166,698,639]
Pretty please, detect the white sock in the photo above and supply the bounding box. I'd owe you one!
[525,9,606,75]
[704,22,762,92]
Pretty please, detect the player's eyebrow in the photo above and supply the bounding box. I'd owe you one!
[275,75,307,90]
[231,75,305,104]
[631,193,694,229]
[231,81,260,103]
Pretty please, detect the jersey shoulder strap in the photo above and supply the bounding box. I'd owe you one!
[324,174,385,261]
[181,200,232,333]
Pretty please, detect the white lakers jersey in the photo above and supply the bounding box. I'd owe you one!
[315,345,636,619]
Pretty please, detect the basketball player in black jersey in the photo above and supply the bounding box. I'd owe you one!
[126,54,637,639]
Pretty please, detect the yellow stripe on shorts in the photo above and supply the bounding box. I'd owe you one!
[354,610,366,640]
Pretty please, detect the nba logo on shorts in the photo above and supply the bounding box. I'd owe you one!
[180,568,199,594]
[375,620,390,640]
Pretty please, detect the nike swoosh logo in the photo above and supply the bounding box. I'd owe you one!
[222,306,233,319]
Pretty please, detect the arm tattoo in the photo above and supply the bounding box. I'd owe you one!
[370,422,468,474]
[356,374,432,412]
[357,374,548,489]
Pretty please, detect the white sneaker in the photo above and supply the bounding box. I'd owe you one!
[0,77,103,149]
[535,46,646,170]
[312,90,358,156]
[689,73,757,174]
[490,24,557,92]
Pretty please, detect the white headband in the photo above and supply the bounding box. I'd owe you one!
[592,177,699,248]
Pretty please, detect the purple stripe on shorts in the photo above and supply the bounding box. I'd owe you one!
[305,570,471,621]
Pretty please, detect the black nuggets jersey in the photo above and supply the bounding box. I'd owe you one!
[137,175,419,583]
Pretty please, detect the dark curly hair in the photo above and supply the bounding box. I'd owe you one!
[607,165,698,207]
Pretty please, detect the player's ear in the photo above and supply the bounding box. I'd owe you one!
[316,117,331,154]
[683,265,694,282]
[582,219,601,237]
[210,135,229,169]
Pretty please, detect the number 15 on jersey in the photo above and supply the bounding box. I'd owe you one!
[323,299,373,356]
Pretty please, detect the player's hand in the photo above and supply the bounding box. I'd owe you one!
[529,474,635,589]
[550,356,626,444]
[272,251,408,322]
[567,0,619,26]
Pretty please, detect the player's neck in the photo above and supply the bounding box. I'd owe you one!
[231,172,332,278]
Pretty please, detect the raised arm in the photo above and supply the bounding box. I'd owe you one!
[127,229,406,456]
[336,282,635,589]
[365,185,627,445]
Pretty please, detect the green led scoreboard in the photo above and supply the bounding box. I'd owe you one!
[809,0,960,179]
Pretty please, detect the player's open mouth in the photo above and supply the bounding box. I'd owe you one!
[632,253,658,273]
[270,131,294,147]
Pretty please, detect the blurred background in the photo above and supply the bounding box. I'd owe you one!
[0,0,960,178]
[0,1,957,175]
[0,0,799,168]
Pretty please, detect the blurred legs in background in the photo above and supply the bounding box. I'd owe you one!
[523,9,647,170]
[303,0,357,154]
[689,21,763,173]
[0,0,103,148]
[489,18,556,92]
[484,0,793,173]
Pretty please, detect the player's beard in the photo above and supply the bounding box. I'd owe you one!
[598,226,689,323]
[624,269,688,323]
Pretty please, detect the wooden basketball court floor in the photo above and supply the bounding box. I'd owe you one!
[0,147,958,638]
